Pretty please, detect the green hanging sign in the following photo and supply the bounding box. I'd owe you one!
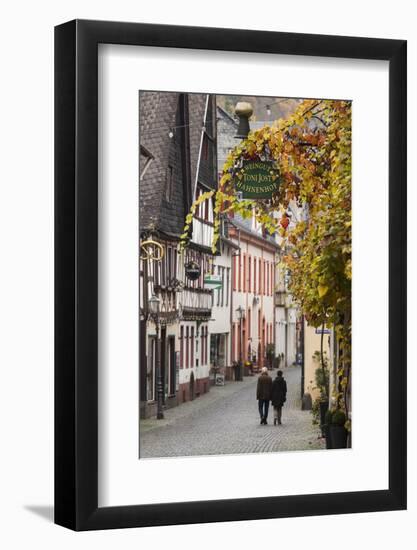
[235,161,280,199]
[204,273,222,290]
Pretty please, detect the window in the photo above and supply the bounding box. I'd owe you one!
[201,255,205,284]
[237,253,242,292]
[243,254,246,292]
[191,327,194,368]
[167,247,172,283]
[173,248,178,282]
[226,267,230,306]
[233,255,237,291]
[221,266,225,306]
[203,191,207,220]
[180,326,184,369]
[165,165,173,201]
[201,326,207,365]
[254,258,257,294]
[259,259,262,295]
[147,336,156,401]
[248,256,252,293]
[152,255,159,287]
[161,248,166,286]
[217,265,221,306]
[242,316,246,358]
[186,327,189,368]
[266,261,269,297]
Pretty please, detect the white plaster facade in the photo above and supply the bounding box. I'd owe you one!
[230,221,277,370]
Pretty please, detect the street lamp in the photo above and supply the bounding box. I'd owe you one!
[236,306,245,381]
[148,293,164,419]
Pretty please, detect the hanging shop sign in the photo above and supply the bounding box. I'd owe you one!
[204,273,222,289]
[235,160,280,199]
[184,260,201,281]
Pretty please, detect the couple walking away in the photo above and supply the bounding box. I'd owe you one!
[256,367,287,425]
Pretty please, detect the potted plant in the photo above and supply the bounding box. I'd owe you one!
[266,344,274,370]
[328,409,348,449]
[312,358,329,437]
[324,409,333,449]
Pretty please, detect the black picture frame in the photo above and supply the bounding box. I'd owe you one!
[55,19,407,531]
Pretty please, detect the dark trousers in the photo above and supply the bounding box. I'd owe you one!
[258,399,270,419]
[273,406,282,423]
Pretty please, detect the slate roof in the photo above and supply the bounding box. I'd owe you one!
[139,91,180,234]
[232,214,279,249]
[139,92,213,238]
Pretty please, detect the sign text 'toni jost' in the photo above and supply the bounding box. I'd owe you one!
[235,161,280,199]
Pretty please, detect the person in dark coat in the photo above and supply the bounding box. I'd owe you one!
[271,370,287,425]
[256,367,273,424]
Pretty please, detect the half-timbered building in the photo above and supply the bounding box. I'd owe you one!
[139,92,218,418]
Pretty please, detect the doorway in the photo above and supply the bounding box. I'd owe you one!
[160,326,167,404]
[189,371,195,401]
[168,335,176,396]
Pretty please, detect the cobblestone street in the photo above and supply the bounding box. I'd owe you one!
[140,365,325,458]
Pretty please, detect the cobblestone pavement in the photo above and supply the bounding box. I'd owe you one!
[139,365,325,458]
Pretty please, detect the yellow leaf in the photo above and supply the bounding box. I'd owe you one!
[318,284,328,298]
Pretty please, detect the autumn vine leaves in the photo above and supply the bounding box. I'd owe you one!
[180,98,352,412]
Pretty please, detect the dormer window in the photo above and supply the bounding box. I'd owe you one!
[140,145,154,181]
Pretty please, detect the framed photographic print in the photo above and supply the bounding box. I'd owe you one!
[55,20,406,531]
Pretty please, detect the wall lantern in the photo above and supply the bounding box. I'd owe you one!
[236,305,246,321]
[148,293,161,318]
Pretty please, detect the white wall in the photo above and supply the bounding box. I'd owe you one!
[304,323,333,401]
[286,307,297,365]
[0,1,415,549]
[275,306,287,358]
[232,235,275,364]
[211,242,233,336]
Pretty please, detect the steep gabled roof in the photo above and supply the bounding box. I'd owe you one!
[139,91,179,232]
[140,92,215,238]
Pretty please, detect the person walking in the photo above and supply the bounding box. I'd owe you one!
[256,367,272,425]
[271,370,287,425]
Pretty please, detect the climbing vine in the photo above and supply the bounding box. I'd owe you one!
[180,98,352,417]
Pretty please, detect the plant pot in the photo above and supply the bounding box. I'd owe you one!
[324,424,332,449]
[319,400,329,437]
[329,425,348,449]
